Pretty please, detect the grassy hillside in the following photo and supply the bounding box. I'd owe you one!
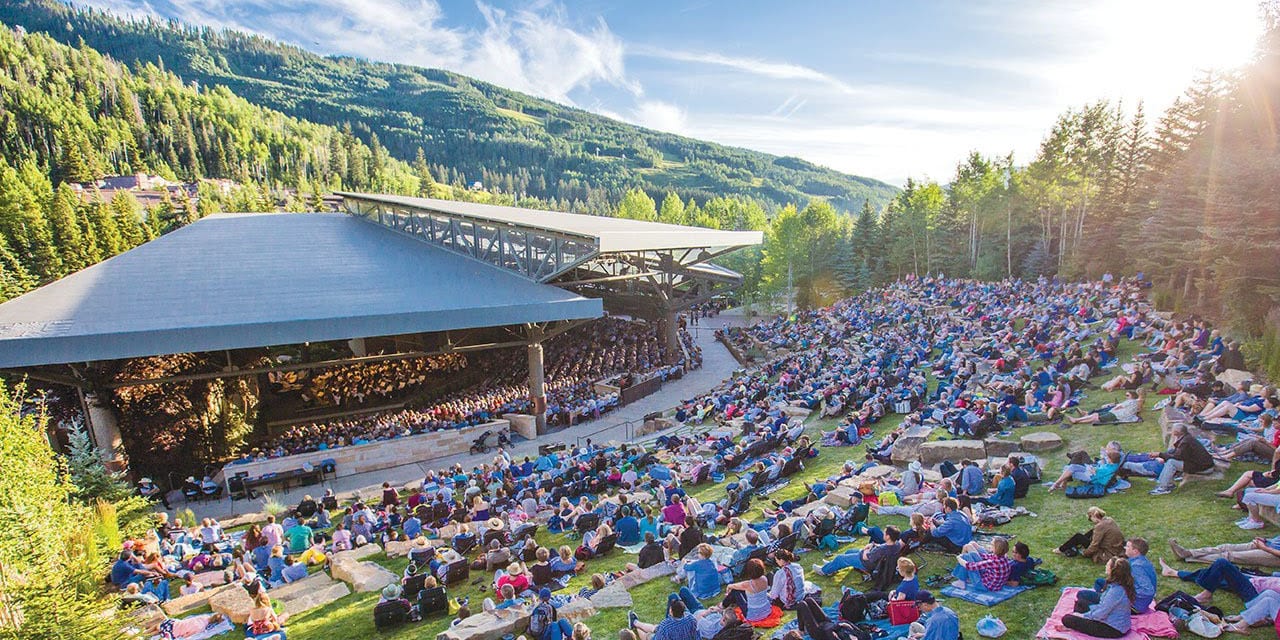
[0,0,898,213]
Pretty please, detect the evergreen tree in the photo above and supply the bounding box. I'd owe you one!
[110,191,146,249]
[87,197,123,257]
[48,184,88,273]
[65,423,133,504]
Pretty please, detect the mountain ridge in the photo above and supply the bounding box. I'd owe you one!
[0,0,898,213]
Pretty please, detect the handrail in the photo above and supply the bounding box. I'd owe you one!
[575,419,634,448]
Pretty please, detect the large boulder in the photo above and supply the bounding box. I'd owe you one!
[558,598,597,622]
[331,543,382,564]
[384,540,414,558]
[823,486,860,509]
[781,405,812,418]
[208,585,255,624]
[281,578,351,616]
[163,584,233,617]
[1218,368,1255,390]
[130,603,166,634]
[983,438,1021,458]
[221,511,269,529]
[589,582,633,609]
[337,561,398,593]
[918,440,986,466]
[436,609,530,640]
[889,426,934,464]
[1019,432,1064,452]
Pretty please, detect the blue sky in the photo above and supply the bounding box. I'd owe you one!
[78,0,1265,185]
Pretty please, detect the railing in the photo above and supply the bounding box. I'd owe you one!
[575,420,634,448]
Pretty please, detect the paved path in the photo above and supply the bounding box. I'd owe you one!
[186,312,764,519]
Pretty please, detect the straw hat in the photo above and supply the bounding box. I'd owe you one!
[414,536,430,548]
[507,562,525,576]
[486,517,505,531]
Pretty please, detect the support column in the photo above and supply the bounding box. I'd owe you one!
[347,337,368,357]
[660,310,683,365]
[80,389,126,472]
[527,341,547,435]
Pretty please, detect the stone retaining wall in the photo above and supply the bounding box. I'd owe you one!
[220,420,509,481]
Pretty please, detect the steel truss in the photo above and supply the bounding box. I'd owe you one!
[343,195,754,316]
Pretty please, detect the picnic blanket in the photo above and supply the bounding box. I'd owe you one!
[940,583,1030,606]
[769,608,911,640]
[1036,587,1178,640]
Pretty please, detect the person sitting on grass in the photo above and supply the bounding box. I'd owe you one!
[1234,480,1280,531]
[1048,449,1122,494]
[721,558,773,624]
[275,555,304,584]
[1056,507,1125,563]
[812,526,901,577]
[906,591,958,640]
[951,537,1012,592]
[1149,423,1215,496]
[920,498,972,553]
[1060,557,1135,638]
[682,544,722,600]
[627,598,698,640]
[1217,438,1280,501]
[246,590,286,636]
[1007,542,1036,586]
[971,463,1016,508]
[1105,538,1153,614]
[528,587,574,640]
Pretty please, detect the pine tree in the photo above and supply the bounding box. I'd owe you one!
[65,422,132,504]
[0,234,35,299]
[48,184,88,273]
[110,191,146,249]
[0,162,62,280]
[87,197,123,257]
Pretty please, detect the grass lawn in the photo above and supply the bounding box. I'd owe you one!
[276,337,1276,639]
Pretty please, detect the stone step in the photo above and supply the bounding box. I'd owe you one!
[267,570,334,601]
[162,583,234,617]
[281,580,351,617]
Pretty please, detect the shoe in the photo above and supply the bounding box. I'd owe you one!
[1239,519,1265,530]
[628,611,639,630]
[1149,487,1172,496]
[811,563,827,577]
[1169,539,1192,560]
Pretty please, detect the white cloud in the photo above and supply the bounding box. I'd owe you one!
[631,46,857,95]
[631,100,688,134]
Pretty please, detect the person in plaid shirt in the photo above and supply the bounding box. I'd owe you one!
[950,537,1012,591]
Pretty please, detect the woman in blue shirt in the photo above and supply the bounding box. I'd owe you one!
[683,543,723,600]
[1063,557,1134,638]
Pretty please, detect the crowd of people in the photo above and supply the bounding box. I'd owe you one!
[122,273,1280,640]
[244,317,697,460]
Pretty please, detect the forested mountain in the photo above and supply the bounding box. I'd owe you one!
[0,0,898,214]
[0,23,421,298]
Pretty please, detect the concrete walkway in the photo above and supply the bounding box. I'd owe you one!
[185,312,758,519]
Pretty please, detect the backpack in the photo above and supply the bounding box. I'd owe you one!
[938,460,959,478]
[1157,590,1204,614]
[528,602,556,637]
[1064,483,1107,499]
[1019,460,1042,482]
[838,591,868,623]
[1020,568,1058,586]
